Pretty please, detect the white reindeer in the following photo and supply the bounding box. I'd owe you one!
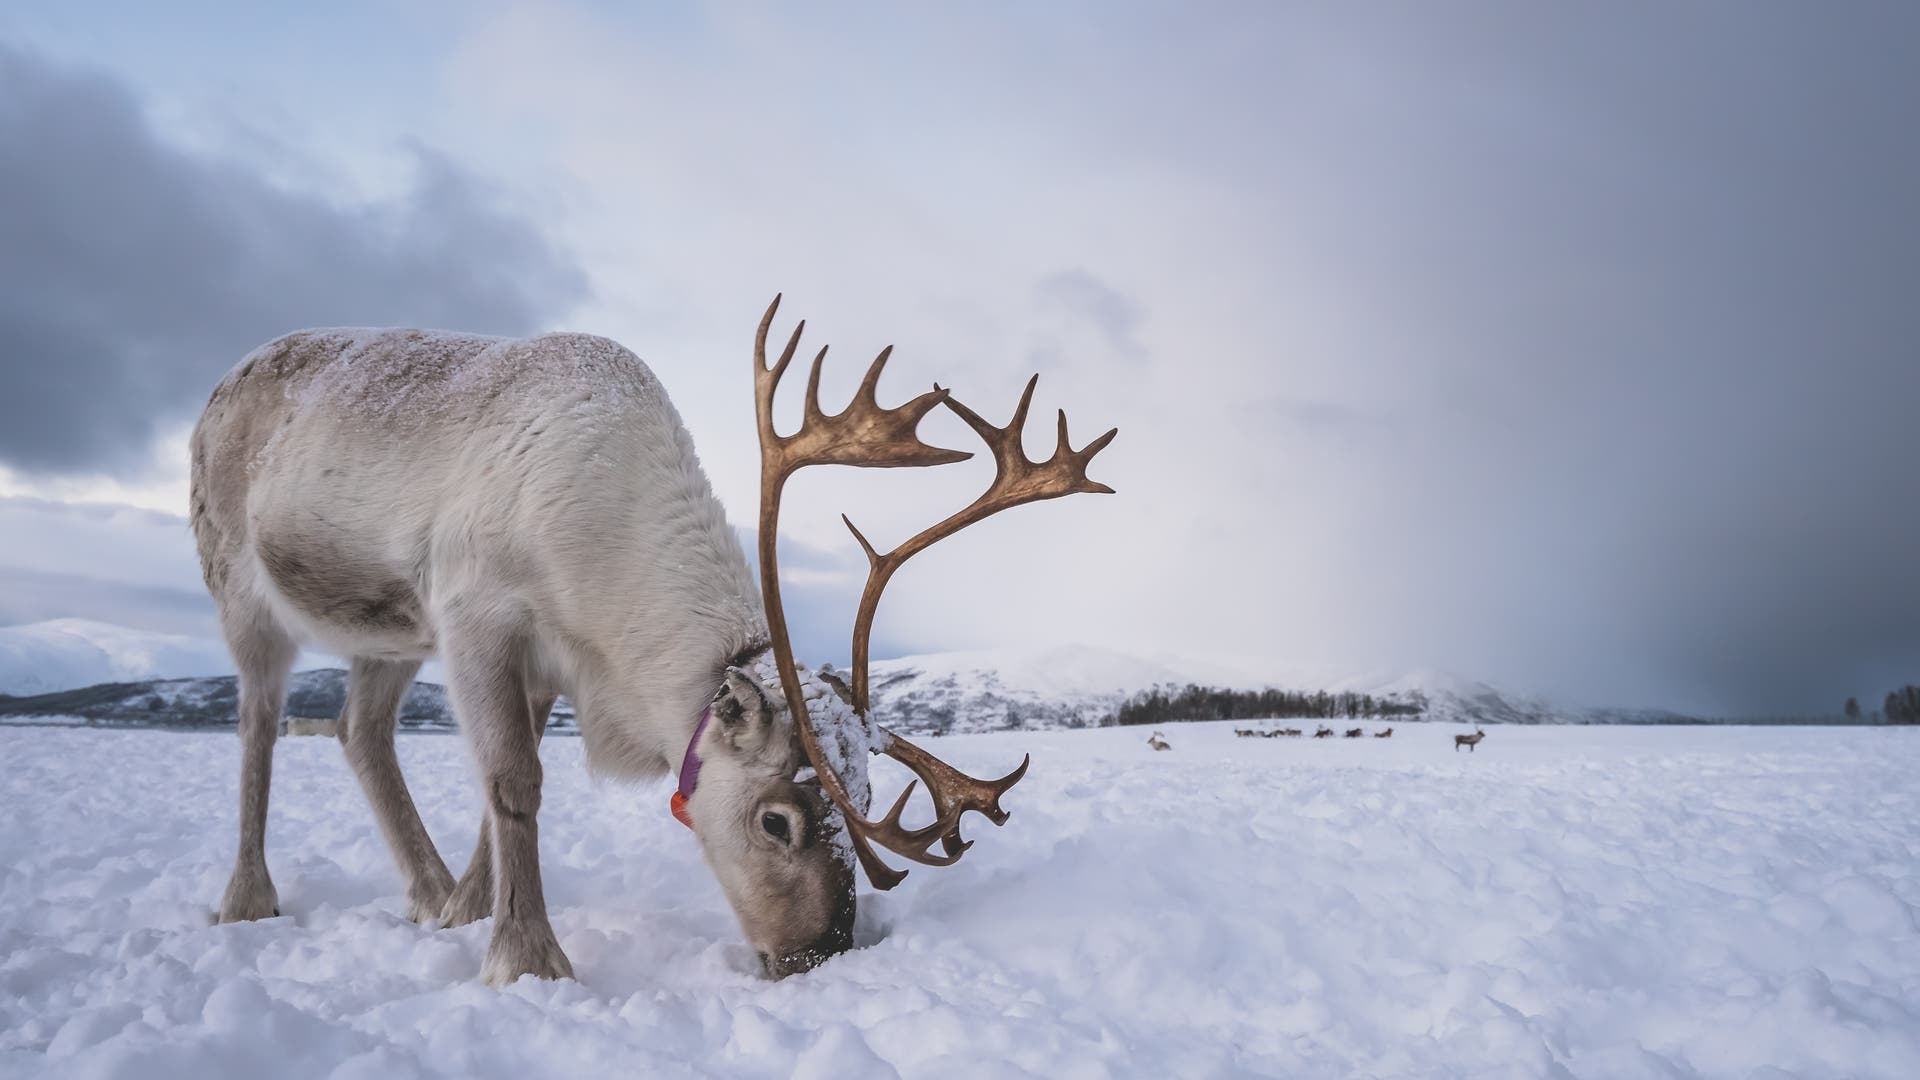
[190,297,1114,984]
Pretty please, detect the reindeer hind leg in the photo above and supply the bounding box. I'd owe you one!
[215,599,298,923]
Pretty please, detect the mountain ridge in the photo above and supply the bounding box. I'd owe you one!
[0,621,1711,730]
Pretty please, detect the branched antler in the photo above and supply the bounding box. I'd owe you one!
[753,295,1115,890]
[843,374,1119,713]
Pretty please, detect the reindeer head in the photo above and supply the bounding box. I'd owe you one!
[678,663,857,978]
[719,295,1116,974]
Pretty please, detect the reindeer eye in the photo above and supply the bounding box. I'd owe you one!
[761,811,792,844]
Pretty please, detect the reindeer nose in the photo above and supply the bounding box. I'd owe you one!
[760,948,829,980]
[760,920,854,979]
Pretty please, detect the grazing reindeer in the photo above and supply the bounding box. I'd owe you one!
[1313,726,1334,739]
[189,297,1114,984]
[1147,732,1172,751]
[1234,728,1258,738]
[1344,727,1364,739]
[1454,727,1487,752]
[1374,727,1393,738]
[1280,727,1303,737]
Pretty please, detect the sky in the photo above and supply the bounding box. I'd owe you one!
[1,3,1916,716]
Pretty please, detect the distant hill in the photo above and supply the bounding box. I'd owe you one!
[0,669,584,733]
[0,624,1731,731]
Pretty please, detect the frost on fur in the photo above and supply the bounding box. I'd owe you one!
[750,654,880,870]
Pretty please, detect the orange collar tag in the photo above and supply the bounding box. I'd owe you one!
[670,789,695,830]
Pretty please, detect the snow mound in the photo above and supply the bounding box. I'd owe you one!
[2,723,1917,1077]
[0,619,235,696]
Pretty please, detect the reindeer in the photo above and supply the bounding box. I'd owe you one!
[1280,727,1303,737]
[1234,728,1259,738]
[189,297,1115,984]
[1344,727,1364,738]
[1147,732,1172,751]
[1374,727,1393,738]
[1454,727,1487,752]
[1313,726,1334,738]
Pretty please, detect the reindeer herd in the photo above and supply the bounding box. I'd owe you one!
[1198,725,1489,750]
[1144,726,1489,751]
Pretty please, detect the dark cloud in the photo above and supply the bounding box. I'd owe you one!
[1262,7,1920,715]
[0,41,589,474]
[1013,5,1920,715]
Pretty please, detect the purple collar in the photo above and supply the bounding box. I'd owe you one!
[670,706,711,829]
[679,705,712,798]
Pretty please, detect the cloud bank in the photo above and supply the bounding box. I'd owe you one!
[0,41,589,475]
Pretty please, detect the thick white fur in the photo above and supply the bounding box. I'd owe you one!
[191,327,852,983]
[196,327,765,774]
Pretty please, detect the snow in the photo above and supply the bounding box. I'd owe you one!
[4,723,1918,1078]
[0,619,236,696]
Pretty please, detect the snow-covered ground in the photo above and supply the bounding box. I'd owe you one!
[3,723,1916,1078]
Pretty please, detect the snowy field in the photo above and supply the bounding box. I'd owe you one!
[3,723,1917,1079]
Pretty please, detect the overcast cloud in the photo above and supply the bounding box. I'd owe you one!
[0,40,589,474]
[1,5,1916,715]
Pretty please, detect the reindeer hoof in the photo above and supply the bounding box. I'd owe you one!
[216,868,280,923]
[440,871,493,928]
[481,921,574,986]
[406,872,456,925]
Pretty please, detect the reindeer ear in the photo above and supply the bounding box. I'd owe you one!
[713,665,775,747]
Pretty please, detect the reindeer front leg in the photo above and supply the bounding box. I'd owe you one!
[443,624,572,985]
[339,657,456,924]
[442,693,555,928]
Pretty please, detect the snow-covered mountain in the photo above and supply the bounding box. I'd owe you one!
[0,621,1696,729]
[1317,667,1693,726]
[861,644,1268,734]
[0,619,236,696]
[0,669,469,733]
[865,646,1695,730]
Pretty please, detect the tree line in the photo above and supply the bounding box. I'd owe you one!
[1841,686,1919,724]
[1113,684,1426,727]
[1878,686,1920,725]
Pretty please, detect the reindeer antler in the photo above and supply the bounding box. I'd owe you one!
[842,374,1118,712]
[753,295,1116,889]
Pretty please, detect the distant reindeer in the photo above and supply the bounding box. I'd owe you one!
[1374,727,1393,738]
[1454,727,1487,752]
[1313,726,1334,739]
[1148,732,1172,751]
[1343,727,1363,738]
[1280,727,1303,737]
[1234,728,1259,738]
[189,297,1109,984]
